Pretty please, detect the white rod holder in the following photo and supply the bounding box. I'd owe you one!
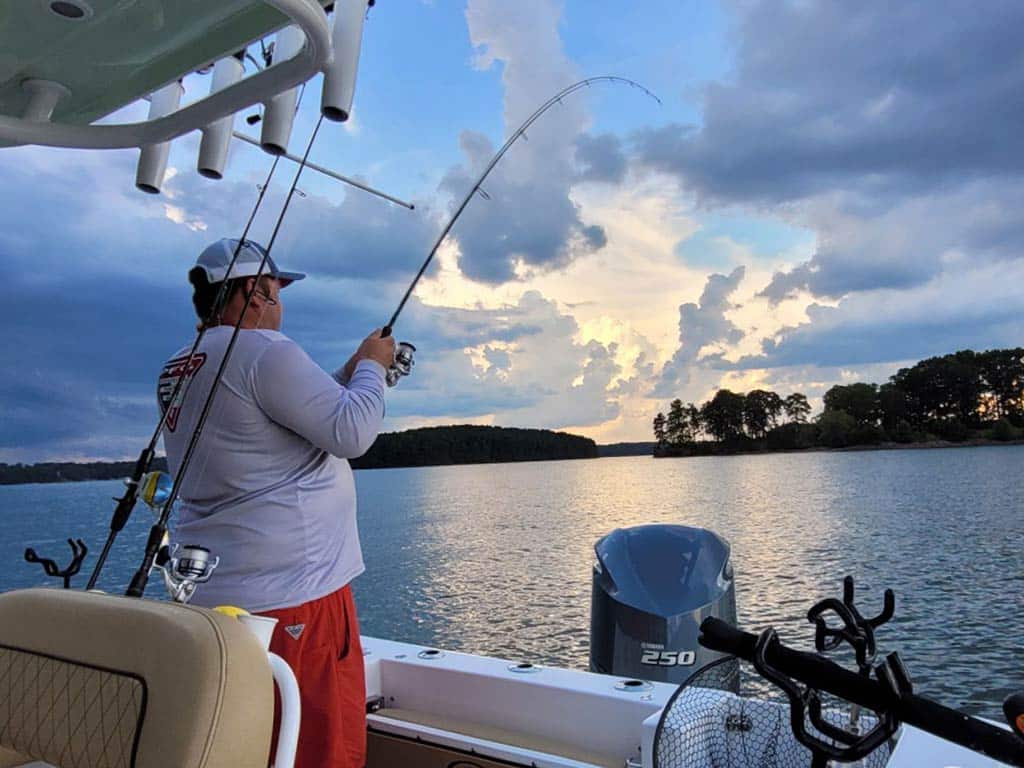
[0,0,331,150]
[260,25,306,155]
[136,80,184,194]
[21,79,71,122]
[321,0,367,122]
[198,56,245,179]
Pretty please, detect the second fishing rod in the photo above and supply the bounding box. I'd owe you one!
[122,76,658,597]
[125,116,326,598]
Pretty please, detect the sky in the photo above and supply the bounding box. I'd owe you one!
[2,0,1023,462]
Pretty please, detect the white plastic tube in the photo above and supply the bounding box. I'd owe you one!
[198,56,245,179]
[261,25,306,155]
[21,79,70,122]
[268,652,301,768]
[136,80,184,194]
[0,0,331,150]
[321,0,367,122]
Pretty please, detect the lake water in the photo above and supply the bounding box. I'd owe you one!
[1,446,1021,719]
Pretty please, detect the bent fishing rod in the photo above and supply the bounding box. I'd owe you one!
[123,115,328,598]
[381,75,659,338]
[96,76,656,595]
[84,155,283,590]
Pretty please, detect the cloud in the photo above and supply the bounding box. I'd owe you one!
[0,269,195,460]
[741,259,1024,370]
[634,1,1024,207]
[575,133,627,184]
[628,0,1024,401]
[760,180,1024,302]
[655,266,746,397]
[383,290,622,429]
[440,0,608,283]
[440,131,608,283]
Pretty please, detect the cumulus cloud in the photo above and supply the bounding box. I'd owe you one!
[575,133,627,184]
[743,259,1024,370]
[631,0,1024,390]
[383,290,622,429]
[635,1,1024,207]
[655,267,746,397]
[442,0,608,283]
[0,269,196,461]
[760,180,1024,302]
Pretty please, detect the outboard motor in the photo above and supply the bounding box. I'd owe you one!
[590,524,738,688]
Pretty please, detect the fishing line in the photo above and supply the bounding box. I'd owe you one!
[86,154,283,590]
[381,76,659,338]
[125,115,326,598]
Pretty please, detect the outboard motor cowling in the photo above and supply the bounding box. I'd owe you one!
[590,525,737,687]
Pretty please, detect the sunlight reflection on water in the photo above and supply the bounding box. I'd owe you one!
[2,445,1021,718]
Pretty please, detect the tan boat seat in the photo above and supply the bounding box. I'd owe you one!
[0,588,273,768]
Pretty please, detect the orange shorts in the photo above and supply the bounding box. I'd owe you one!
[259,585,366,768]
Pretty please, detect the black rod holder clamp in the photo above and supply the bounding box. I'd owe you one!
[808,575,895,673]
[24,538,88,589]
[752,628,900,765]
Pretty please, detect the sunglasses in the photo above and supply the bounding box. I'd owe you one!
[254,288,278,306]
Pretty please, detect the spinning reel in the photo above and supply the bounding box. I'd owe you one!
[386,341,416,387]
[154,543,220,604]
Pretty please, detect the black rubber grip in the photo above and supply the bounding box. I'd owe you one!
[699,618,1024,766]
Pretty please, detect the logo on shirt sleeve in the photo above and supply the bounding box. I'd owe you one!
[158,353,207,432]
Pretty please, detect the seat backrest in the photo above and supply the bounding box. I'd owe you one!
[0,588,273,768]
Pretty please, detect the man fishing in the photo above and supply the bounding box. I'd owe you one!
[158,237,394,768]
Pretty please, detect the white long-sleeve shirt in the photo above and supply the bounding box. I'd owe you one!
[157,326,386,611]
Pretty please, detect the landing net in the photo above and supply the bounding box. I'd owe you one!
[653,656,892,768]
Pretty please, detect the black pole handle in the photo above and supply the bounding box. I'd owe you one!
[699,618,1024,766]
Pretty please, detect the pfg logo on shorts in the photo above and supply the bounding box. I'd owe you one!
[284,624,305,640]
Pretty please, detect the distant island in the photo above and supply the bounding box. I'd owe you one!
[0,425,599,485]
[350,425,598,469]
[653,347,1024,457]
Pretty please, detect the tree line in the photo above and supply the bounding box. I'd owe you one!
[1,426,598,484]
[653,347,1024,455]
[351,425,598,468]
[0,458,170,486]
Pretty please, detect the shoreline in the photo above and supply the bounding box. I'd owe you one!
[653,437,1024,459]
[2,439,1022,486]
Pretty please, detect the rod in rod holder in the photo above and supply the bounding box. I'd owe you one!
[155,544,220,604]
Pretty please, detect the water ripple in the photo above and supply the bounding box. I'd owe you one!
[1,445,1021,719]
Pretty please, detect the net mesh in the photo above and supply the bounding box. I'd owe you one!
[653,656,892,768]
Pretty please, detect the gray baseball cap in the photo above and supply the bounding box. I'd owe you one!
[192,238,306,286]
